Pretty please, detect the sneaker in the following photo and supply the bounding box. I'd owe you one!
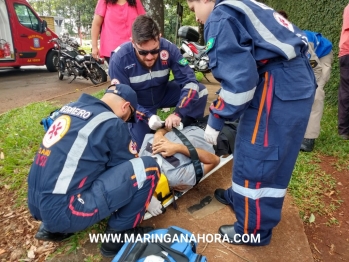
[35,223,73,242]
[100,226,154,257]
[300,138,315,152]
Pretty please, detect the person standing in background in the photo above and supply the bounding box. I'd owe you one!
[278,10,334,152]
[301,30,333,151]
[338,3,349,140]
[91,0,145,63]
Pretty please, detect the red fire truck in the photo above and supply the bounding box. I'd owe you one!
[0,0,58,71]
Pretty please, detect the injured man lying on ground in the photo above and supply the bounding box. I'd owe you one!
[139,124,236,218]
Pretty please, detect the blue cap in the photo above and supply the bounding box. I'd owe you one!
[105,84,138,122]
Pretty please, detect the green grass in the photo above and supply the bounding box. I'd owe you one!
[0,93,347,256]
[289,103,347,222]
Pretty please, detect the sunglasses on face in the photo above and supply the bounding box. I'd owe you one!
[134,44,160,56]
[126,105,135,122]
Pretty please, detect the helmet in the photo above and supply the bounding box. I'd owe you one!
[60,32,70,43]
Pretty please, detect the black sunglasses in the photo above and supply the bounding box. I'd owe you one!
[134,45,160,56]
[126,106,135,122]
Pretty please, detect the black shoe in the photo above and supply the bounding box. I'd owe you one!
[35,223,73,242]
[214,188,229,205]
[219,225,244,245]
[300,138,315,152]
[100,226,154,258]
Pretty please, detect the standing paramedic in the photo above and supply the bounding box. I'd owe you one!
[27,84,160,258]
[91,0,146,63]
[108,15,208,148]
[186,0,316,245]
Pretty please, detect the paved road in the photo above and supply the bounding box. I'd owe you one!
[0,66,109,114]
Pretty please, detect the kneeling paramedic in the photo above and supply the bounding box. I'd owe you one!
[27,84,161,257]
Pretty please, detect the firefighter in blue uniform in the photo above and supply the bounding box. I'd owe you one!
[108,15,208,148]
[27,84,160,257]
[186,0,316,245]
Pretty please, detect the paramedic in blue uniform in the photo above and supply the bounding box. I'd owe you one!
[27,84,160,257]
[186,0,316,245]
[108,15,208,148]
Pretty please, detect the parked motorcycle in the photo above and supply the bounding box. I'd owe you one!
[49,38,107,85]
[178,26,211,82]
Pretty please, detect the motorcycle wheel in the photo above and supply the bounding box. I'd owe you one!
[58,70,64,80]
[89,64,107,85]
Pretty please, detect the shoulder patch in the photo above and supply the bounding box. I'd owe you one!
[178,58,189,66]
[206,38,215,52]
[273,12,294,33]
[42,115,71,148]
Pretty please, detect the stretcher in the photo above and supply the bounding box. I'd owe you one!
[143,154,233,220]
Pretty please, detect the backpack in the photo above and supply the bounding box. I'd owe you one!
[192,115,238,156]
[112,226,207,262]
[40,109,60,132]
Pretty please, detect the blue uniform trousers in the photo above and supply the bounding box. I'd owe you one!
[129,81,207,148]
[29,156,160,233]
[224,56,315,245]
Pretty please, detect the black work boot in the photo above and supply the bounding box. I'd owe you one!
[35,223,73,242]
[100,226,154,258]
[300,138,315,152]
[214,189,229,205]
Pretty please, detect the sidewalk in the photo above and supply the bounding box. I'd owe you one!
[140,74,314,262]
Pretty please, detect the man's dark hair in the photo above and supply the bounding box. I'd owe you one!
[105,0,136,7]
[278,10,288,19]
[132,15,161,44]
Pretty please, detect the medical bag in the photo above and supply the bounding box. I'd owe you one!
[112,226,207,262]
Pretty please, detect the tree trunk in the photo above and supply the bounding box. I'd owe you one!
[141,0,165,35]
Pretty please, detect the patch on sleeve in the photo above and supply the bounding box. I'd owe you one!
[273,12,294,33]
[111,78,120,85]
[178,58,189,66]
[206,37,215,52]
[42,115,71,148]
[129,140,138,155]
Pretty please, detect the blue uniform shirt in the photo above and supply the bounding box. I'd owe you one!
[27,94,137,208]
[304,30,333,58]
[108,38,205,119]
[204,0,310,130]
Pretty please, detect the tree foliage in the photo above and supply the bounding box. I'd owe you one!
[28,0,200,44]
[29,0,97,35]
[263,0,347,104]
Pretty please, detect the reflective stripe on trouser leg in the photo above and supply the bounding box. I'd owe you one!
[64,157,159,233]
[107,156,160,230]
[230,65,314,244]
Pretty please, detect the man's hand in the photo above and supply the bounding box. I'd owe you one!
[152,139,178,157]
[149,115,164,130]
[204,125,220,145]
[164,113,181,129]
